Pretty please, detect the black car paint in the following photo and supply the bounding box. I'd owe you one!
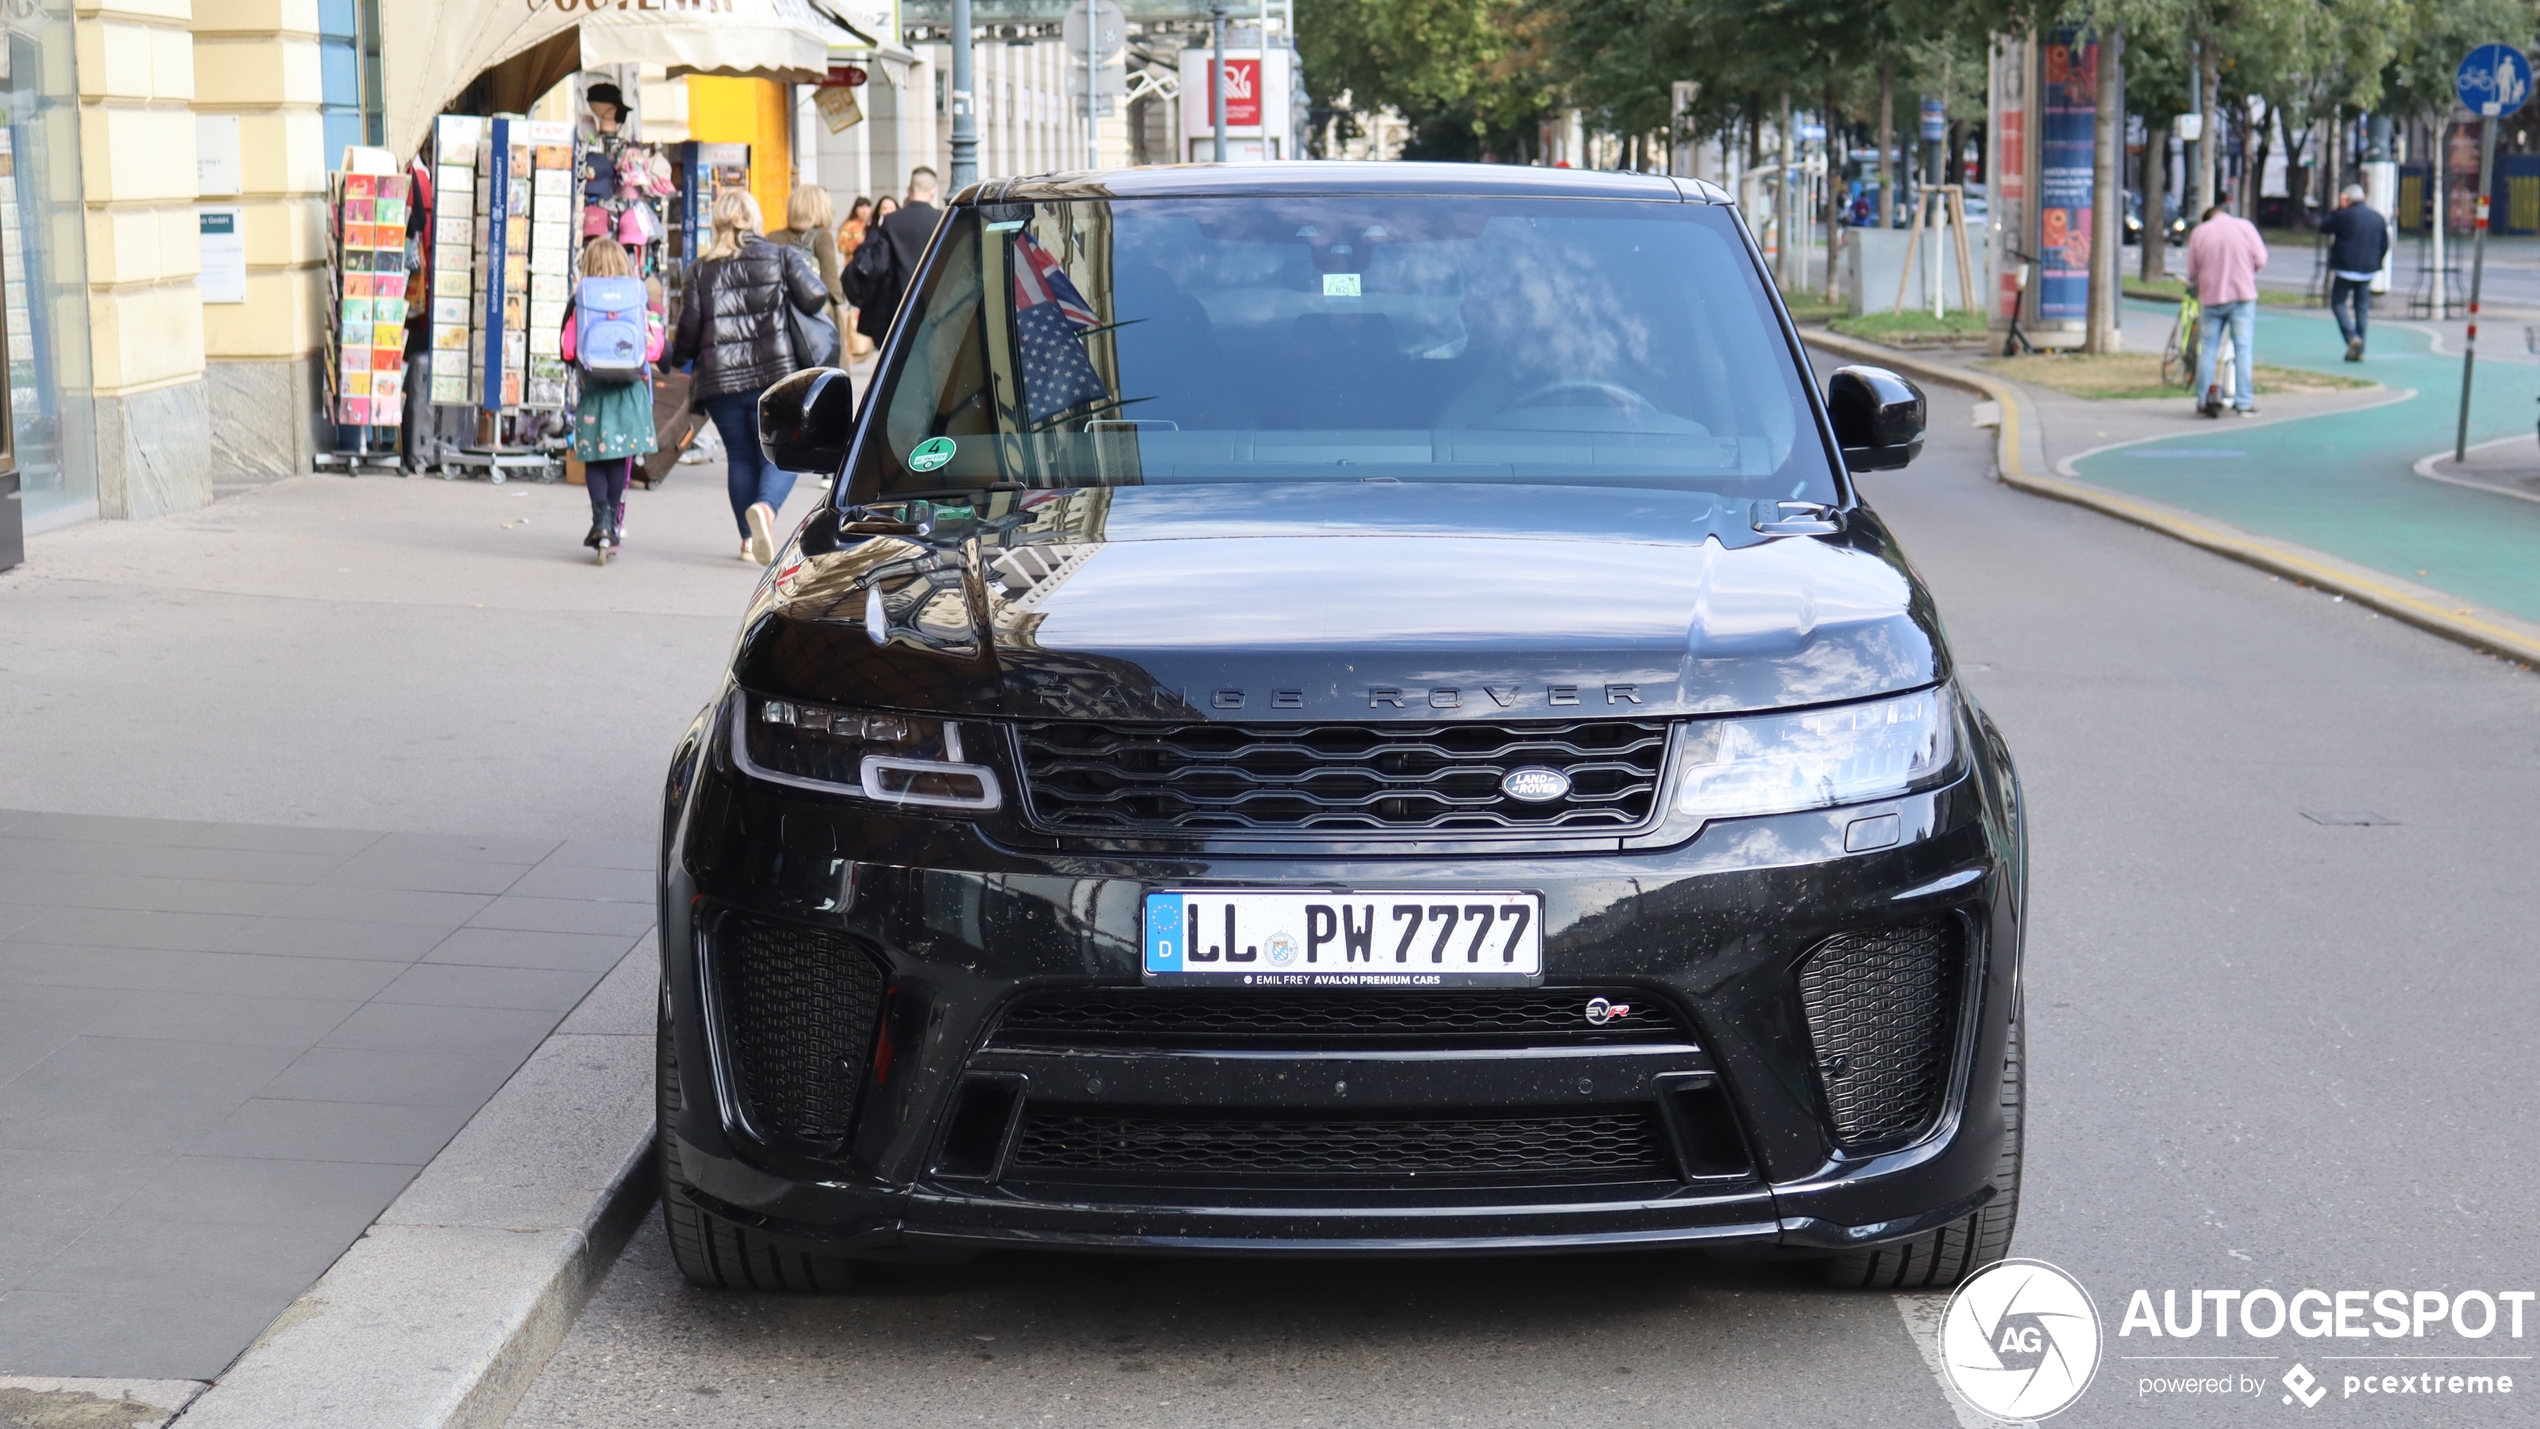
[663,163,2024,1258]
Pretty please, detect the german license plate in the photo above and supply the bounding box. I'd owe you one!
[1143,890,1544,986]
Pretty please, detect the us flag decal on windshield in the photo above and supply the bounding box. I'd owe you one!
[1011,230,1113,426]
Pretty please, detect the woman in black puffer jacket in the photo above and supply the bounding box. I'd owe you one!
[671,188,831,563]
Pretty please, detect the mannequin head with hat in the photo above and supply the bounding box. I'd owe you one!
[587,81,625,135]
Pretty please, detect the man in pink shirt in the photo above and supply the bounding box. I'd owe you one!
[2185,199,2270,416]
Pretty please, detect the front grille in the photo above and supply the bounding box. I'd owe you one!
[1008,1107,1670,1181]
[710,911,886,1152]
[1013,720,1671,835]
[990,986,1690,1050]
[1797,919,1962,1149]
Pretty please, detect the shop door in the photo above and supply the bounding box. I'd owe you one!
[687,76,792,229]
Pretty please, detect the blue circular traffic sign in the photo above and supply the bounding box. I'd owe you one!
[2457,43,2531,118]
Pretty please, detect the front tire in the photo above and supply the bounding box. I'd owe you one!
[657,997,858,1292]
[1819,1017,2022,1289]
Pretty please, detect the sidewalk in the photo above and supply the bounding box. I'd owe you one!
[0,808,651,1381]
[0,459,781,1404]
[1822,296,2540,643]
[2069,301,2540,625]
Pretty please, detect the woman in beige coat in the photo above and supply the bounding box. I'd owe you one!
[768,184,847,351]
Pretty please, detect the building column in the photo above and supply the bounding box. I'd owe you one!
[75,0,210,518]
[191,0,325,489]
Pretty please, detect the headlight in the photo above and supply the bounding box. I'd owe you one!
[1672,686,1956,822]
[733,696,1003,811]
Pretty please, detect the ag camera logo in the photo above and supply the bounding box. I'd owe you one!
[1939,1259,2104,1421]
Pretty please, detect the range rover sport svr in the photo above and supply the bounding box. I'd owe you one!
[655,162,2026,1293]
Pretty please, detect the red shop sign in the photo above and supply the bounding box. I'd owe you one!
[1213,58,1261,127]
[826,64,868,87]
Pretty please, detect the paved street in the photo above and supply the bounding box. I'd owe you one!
[504,374,2540,1427]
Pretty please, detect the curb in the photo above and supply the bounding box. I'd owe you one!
[1804,327,2540,667]
[172,942,659,1429]
[2413,436,2540,507]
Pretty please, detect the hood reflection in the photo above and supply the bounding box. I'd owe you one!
[744,483,1945,721]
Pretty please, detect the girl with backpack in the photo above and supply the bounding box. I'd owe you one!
[561,237,663,561]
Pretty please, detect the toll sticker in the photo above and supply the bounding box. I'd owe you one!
[907,436,957,472]
[1322,272,1362,299]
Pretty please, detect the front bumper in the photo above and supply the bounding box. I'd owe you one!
[655,701,2025,1259]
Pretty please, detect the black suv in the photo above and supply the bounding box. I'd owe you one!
[658,163,2025,1292]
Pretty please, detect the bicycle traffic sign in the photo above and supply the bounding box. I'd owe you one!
[2456,44,2530,118]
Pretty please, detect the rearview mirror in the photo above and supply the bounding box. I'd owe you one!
[758,367,856,477]
[1827,366,1926,471]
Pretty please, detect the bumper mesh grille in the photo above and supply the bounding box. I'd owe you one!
[1009,1108,1669,1180]
[1797,919,1962,1149]
[711,911,885,1152]
[1014,720,1670,835]
[991,987,1688,1049]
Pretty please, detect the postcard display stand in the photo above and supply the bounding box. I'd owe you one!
[321,168,411,472]
[426,115,578,482]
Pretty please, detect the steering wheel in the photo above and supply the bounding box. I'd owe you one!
[1506,378,1656,412]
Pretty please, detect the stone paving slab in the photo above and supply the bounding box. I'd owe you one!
[0,808,652,1382]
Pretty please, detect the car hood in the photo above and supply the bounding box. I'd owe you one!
[734,483,1948,722]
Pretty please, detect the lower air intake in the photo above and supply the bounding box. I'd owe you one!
[711,911,886,1153]
[1797,919,1963,1149]
[1007,1108,1669,1181]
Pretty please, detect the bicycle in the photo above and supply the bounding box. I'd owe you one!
[2161,290,2238,414]
[2161,291,2200,389]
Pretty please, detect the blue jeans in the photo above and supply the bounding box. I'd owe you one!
[703,390,796,538]
[2196,299,2257,410]
[2329,276,2372,346]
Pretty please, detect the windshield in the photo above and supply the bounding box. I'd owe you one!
[850,196,1837,505]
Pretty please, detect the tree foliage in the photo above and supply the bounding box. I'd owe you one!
[1296,0,2540,158]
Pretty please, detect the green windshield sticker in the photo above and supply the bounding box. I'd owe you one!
[907,436,957,473]
[1322,272,1362,298]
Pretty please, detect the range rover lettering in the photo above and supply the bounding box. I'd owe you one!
[656,162,2025,1292]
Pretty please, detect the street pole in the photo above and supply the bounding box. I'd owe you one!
[2431,125,2449,320]
[1209,0,1228,161]
[2454,113,2499,462]
[948,0,976,191]
[1085,0,1098,169]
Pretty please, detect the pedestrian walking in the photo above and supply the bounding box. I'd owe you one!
[2185,198,2269,417]
[562,237,662,561]
[847,170,939,350]
[769,184,847,346]
[669,188,833,565]
[2318,184,2390,362]
[836,196,875,357]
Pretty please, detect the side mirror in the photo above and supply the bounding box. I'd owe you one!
[758,367,856,477]
[1827,365,1926,471]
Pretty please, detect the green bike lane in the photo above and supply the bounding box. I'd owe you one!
[2070,299,2540,623]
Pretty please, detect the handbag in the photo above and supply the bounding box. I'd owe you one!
[783,242,841,369]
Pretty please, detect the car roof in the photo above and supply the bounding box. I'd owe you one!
[961,162,1729,205]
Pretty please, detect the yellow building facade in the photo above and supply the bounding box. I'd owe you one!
[17,0,918,527]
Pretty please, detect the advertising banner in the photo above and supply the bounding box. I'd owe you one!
[2038,27,2095,321]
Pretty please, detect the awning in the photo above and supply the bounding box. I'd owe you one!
[579,0,857,81]
[382,0,865,160]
